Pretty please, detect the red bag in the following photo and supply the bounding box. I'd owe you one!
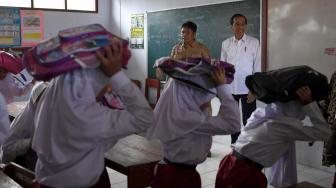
[0,51,24,74]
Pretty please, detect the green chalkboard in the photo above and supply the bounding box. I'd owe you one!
[147,0,260,78]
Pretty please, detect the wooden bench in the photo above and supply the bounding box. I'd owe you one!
[0,169,22,188]
[105,134,163,188]
[286,181,324,188]
[3,163,35,188]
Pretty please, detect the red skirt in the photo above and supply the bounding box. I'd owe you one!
[215,154,267,188]
[33,168,111,188]
[151,163,201,188]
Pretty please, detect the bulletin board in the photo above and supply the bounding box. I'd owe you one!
[0,8,21,47]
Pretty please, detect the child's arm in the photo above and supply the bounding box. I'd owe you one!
[0,94,10,145]
[1,99,34,164]
[10,76,34,97]
[195,68,241,135]
[272,86,331,141]
[270,102,331,142]
[93,44,153,140]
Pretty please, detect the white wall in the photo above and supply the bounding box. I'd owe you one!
[268,0,336,172]
[112,0,243,88]
[43,0,111,39]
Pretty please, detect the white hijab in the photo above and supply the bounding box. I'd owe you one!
[146,76,216,142]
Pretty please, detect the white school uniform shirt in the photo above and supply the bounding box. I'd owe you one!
[232,101,331,167]
[0,74,33,104]
[220,34,261,95]
[32,69,153,187]
[0,93,10,145]
[147,79,240,165]
[1,82,47,164]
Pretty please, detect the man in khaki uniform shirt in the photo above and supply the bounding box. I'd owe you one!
[156,21,210,79]
[170,21,210,60]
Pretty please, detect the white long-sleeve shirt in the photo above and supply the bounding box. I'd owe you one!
[162,85,240,165]
[0,93,10,145]
[32,69,153,187]
[220,34,261,94]
[1,96,35,164]
[0,74,33,104]
[233,101,331,167]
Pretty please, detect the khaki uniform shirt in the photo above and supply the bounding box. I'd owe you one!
[170,40,210,59]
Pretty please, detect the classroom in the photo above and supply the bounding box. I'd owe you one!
[0,0,335,187]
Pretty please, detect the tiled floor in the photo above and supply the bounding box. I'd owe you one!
[107,135,334,188]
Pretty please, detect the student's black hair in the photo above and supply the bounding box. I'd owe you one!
[181,21,197,32]
[230,14,247,26]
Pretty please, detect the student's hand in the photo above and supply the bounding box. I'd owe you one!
[247,91,256,103]
[296,86,313,105]
[96,42,123,77]
[211,67,226,86]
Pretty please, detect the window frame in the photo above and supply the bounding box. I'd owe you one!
[0,0,98,13]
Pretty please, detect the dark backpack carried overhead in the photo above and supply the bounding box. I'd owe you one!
[245,65,329,104]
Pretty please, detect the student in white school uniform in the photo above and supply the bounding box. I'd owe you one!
[0,51,34,104]
[220,13,261,144]
[147,68,240,188]
[32,43,153,188]
[215,86,331,188]
[0,82,48,171]
[0,93,10,145]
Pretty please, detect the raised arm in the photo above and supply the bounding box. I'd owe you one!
[195,68,240,135]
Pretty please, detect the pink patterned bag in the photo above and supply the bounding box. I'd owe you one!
[23,24,131,81]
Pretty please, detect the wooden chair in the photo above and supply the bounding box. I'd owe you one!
[145,78,161,108]
[131,79,142,90]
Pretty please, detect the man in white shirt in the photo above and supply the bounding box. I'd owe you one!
[215,86,331,188]
[220,14,261,143]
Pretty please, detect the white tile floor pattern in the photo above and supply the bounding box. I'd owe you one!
[106,135,334,188]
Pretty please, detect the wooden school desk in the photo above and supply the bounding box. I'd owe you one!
[105,134,163,188]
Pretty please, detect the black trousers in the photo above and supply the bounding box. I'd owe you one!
[231,94,256,144]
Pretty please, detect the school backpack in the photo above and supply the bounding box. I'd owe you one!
[245,65,329,104]
[155,57,235,95]
[23,24,131,81]
[0,51,24,74]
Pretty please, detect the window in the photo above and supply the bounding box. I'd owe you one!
[34,0,65,10]
[67,0,96,11]
[0,0,97,13]
[0,0,31,8]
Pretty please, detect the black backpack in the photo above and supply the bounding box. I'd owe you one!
[245,65,329,104]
